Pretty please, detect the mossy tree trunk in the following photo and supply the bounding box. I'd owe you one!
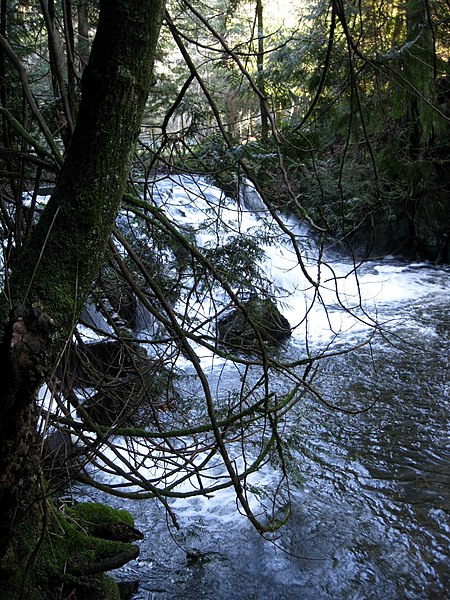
[404,0,436,151]
[0,0,165,563]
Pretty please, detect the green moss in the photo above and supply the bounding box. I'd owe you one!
[68,501,135,529]
[99,574,122,600]
[0,510,45,600]
[45,502,137,575]
[0,500,139,600]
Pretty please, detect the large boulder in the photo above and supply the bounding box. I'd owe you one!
[77,356,179,427]
[42,430,84,493]
[217,296,291,351]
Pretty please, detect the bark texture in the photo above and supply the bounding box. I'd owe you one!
[3,0,165,350]
[0,0,165,563]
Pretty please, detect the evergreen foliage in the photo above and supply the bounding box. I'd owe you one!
[0,0,449,596]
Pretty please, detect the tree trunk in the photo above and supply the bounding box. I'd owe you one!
[256,0,269,140]
[0,0,165,561]
[405,0,436,151]
[77,0,90,69]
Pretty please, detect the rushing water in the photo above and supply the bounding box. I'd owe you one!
[75,177,449,599]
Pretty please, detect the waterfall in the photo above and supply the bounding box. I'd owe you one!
[63,175,450,599]
[140,174,449,356]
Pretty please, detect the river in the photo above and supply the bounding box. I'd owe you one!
[74,176,450,599]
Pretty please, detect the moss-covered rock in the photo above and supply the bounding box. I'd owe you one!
[0,500,142,600]
[217,296,291,351]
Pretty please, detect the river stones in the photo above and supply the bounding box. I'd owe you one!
[217,296,291,351]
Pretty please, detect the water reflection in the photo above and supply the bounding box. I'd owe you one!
[298,300,450,599]
[75,269,449,599]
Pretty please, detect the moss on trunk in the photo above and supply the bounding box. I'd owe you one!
[0,0,166,589]
[1,0,166,355]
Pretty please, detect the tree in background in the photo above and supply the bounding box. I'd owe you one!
[261,0,449,258]
[0,0,448,597]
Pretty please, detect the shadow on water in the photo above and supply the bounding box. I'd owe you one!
[77,285,450,600]
[289,300,450,599]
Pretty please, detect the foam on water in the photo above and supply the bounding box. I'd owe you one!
[67,176,450,598]
[145,175,450,359]
[74,175,449,495]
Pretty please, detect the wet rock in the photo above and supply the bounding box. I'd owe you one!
[42,430,84,492]
[77,357,180,428]
[59,340,134,388]
[117,580,140,600]
[217,296,291,350]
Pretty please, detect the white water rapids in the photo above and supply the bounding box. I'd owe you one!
[140,175,448,354]
[68,174,449,599]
